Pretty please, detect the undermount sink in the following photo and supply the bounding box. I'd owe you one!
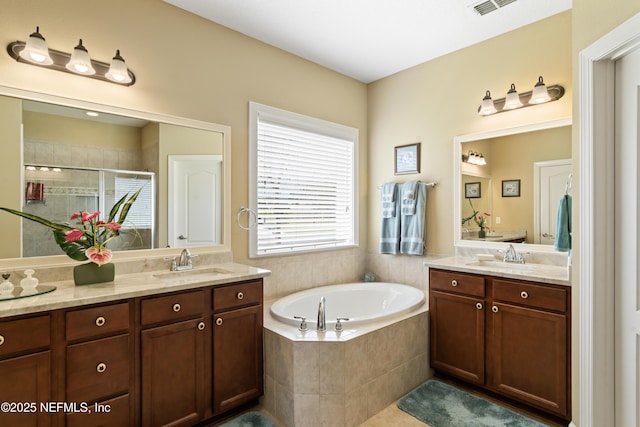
[153,266,235,281]
[465,260,539,272]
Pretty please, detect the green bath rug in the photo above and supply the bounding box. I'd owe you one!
[398,380,550,427]
[216,411,280,427]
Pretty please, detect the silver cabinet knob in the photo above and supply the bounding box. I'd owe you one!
[95,316,106,327]
[216,318,223,326]
[0,335,4,346]
[173,303,181,312]
[492,306,499,313]
[236,292,244,300]
[520,291,529,299]
[476,302,483,310]
[451,280,458,287]
[96,363,107,373]
[197,321,205,331]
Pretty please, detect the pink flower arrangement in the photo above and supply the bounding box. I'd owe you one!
[1,188,141,266]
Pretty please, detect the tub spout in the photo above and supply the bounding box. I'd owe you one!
[317,296,326,332]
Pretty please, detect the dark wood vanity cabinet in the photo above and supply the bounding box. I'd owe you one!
[0,315,52,427]
[212,281,263,415]
[429,269,570,420]
[0,277,264,427]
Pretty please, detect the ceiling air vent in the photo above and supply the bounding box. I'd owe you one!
[470,0,518,16]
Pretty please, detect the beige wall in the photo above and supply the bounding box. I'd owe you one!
[0,0,368,264]
[368,11,572,255]
[0,96,22,258]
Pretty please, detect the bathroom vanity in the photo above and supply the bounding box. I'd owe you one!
[0,263,267,427]
[427,260,571,421]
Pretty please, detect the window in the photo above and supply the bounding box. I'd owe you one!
[249,102,358,257]
[113,174,154,229]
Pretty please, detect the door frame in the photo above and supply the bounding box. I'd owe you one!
[579,11,640,427]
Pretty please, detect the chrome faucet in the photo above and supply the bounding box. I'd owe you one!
[317,297,326,332]
[169,248,195,271]
[500,244,526,264]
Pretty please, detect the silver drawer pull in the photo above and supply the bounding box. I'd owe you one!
[492,306,499,313]
[95,316,106,327]
[96,363,107,373]
[197,321,205,331]
[520,291,529,299]
[476,302,483,310]
[216,318,223,326]
[173,303,181,312]
[236,291,244,300]
[0,335,4,346]
[451,280,458,287]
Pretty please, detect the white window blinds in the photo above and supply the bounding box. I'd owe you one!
[250,103,358,257]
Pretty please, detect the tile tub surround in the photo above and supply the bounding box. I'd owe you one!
[262,302,431,427]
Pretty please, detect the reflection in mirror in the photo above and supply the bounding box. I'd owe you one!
[0,91,229,261]
[454,119,572,250]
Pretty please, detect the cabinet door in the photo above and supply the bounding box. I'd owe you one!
[489,302,568,417]
[0,351,51,427]
[429,291,485,385]
[212,305,263,414]
[141,318,206,427]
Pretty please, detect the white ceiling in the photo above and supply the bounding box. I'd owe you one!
[164,0,571,83]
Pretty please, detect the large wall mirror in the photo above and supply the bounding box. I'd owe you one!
[453,118,572,252]
[0,86,230,267]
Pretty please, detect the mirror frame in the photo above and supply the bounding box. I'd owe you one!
[453,117,572,253]
[0,85,231,269]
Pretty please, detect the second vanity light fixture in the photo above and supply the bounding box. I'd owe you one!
[7,27,135,86]
[478,76,564,116]
[462,151,486,166]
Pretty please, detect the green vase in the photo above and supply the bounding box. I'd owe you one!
[478,229,486,239]
[73,262,115,286]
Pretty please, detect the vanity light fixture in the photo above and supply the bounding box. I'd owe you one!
[478,76,563,116]
[462,150,487,166]
[7,27,136,86]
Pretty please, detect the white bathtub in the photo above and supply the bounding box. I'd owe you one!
[269,282,425,330]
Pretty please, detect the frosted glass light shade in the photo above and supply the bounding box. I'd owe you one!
[19,27,53,65]
[529,76,552,104]
[66,39,95,75]
[503,83,523,110]
[105,50,132,84]
[478,90,497,116]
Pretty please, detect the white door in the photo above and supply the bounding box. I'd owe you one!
[168,155,222,248]
[533,160,572,245]
[614,45,640,426]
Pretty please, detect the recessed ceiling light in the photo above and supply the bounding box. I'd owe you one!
[86,111,99,117]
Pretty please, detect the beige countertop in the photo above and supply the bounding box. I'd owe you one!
[424,256,571,286]
[0,262,271,319]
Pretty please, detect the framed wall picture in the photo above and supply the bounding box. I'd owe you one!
[502,179,521,197]
[465,182,481,198]
[394,143,421,175]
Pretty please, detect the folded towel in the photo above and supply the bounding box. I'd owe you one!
[401,180,419,215]
[380,184,401,254]
[401,182,426,255]
[554,194,572,253]
[381,182,397,218]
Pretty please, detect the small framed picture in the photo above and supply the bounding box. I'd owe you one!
[465,182,481,199]
[502,179,521,197]
[394,143,421,175]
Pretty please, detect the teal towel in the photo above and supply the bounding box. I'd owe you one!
[400,181,426,256]
[554,194,571,252]
[380,184,401,254]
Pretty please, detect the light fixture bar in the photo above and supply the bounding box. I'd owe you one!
[7,41,136,86]
[477,84,564,116]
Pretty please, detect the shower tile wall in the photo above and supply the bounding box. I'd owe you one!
[24,139,142,170]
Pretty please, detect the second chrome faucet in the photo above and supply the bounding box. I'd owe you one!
[317,296,326,332]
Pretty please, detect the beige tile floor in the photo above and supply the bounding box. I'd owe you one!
[360,401,428,426]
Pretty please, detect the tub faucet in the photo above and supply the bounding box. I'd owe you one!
[317,297,326,332]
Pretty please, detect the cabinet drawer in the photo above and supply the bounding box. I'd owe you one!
[141,290,206,326]
[0,315,50,357]
[66,302,130,341]
[430,269,485,297]
[66,393,130,427]
[66,334,129,403]
[493,279,567,312]
[213,281,262,312]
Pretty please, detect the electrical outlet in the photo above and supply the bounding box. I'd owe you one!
[496,216,501,224]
